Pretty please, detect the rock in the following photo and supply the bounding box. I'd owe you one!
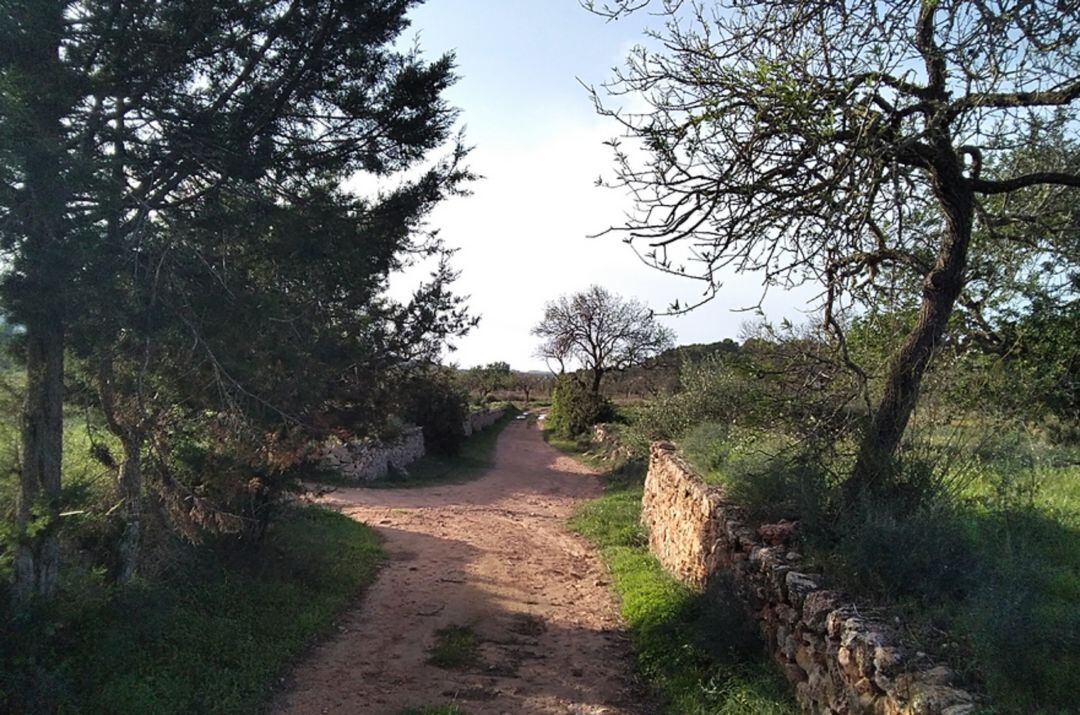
[639,440,979,715]
[758,519,799,545]
[784,662,808,683]
[802,590,843,633]
[784,571,824,608]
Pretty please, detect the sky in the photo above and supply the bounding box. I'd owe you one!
[383,0,815,371]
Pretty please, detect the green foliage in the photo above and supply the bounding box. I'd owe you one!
[426,625,481,669]
[547,376,615,438]
[460,362,512,403]
[0,507,382,714]
[681,422,1080,713]
[566,453,796,714]
[603,338,740,399]
[398,706,469,715]
[567,461,649,550]
[400,368,469,456]
[622,376,726,450]
[959,299,1080,426]
[846,301,1080,430]
[1,0,475,598]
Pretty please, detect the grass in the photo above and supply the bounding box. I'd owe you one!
[555,439,797,715]
[1,409,123,584]
[1,506,383,714]
[330,409,519,490]
[397,705,469,715]
[679,422,1080,715]
[426,624,482,669]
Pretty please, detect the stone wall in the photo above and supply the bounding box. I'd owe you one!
[590,423,634,461]
[642,441,977,715]
[462,407,506,437]
[313,426,425,482]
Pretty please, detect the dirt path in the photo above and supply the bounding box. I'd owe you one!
[273,420,643,715]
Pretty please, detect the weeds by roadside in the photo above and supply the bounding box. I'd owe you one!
[1,507,382,714]
[678,423,1080,713]
[554,438,797,715]
[426,624,482,670]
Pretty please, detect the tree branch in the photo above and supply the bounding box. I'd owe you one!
[969,172,1080,195]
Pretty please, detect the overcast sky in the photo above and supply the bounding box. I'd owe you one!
[386,0,815,371]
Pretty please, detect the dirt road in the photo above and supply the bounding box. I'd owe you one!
[273,420,642,715]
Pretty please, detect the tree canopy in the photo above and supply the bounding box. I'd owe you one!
[533,285,675,392]
[587,0,1080,490]
[0,0,472,598]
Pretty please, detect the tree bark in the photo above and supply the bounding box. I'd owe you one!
[14,319,65,602]
[13,4,69,603]
[850,161,974,494]
[116,435,143,583]
[96,354,146,583]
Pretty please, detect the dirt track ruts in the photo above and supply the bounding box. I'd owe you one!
[272,419,643,715]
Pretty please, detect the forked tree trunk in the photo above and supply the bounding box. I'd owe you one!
[849,164,974,494]
[14,318,65,602]
[96,354,146,583]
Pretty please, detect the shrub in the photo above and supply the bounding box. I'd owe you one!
[547,376,614,438]
[400,370,469,456]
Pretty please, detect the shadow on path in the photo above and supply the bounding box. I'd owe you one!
[272,422,645,715]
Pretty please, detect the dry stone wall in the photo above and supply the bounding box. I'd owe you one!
[642,441,978,715]
[463,407,506,437]
[313,426,425,482]
[590,423,634,461]
[313,408,508,482]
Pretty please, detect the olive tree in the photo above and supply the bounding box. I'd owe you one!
[585,0,1080,491]
[533,285,675,393]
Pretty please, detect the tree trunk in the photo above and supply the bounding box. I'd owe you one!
[591,369,604,394]
[850,165,974,494]
[12,4,68,604]
[116,435,143,583]
[96,354,146,583]
[14,319,65,602]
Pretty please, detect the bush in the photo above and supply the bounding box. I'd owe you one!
[546,376,614,438]
[0,507,383,714]
[625,358,748,446]
[400,370,469,456]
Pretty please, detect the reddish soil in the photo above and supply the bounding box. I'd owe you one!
[272,420,643,715]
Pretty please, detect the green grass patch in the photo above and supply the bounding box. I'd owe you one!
[680,423,1080,714]
[1,506,383,714]
[563,444,797,715]
[426,624,481,670]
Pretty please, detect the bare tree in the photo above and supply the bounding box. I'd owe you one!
[533,285,675,393]
[585,0,1080,491]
